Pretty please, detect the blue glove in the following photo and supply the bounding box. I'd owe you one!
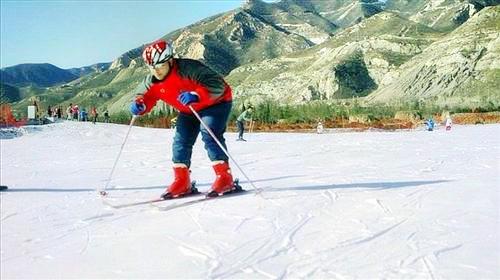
[130,97,145,115]
[178,91,199,106]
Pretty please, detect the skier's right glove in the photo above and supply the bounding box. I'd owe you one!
[130,96,145,115]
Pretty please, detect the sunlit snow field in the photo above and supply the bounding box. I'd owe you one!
[1,121,499,279]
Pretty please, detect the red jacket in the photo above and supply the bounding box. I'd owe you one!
[134,58,232,115]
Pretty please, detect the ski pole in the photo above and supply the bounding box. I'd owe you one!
[250,119,254,133]
[99,115,137,196]
[188,105,261,193]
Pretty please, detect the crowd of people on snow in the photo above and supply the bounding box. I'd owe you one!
[42,99,257,137]
[46,101,454,134]
[31,100,109,124]
[42,100,454,134]
[57,104,110,123]
[46,105,63,119]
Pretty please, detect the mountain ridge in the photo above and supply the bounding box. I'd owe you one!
[0,62,113,89]
[0,63,78,88]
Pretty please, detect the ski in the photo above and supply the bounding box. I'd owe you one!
[102,197,169,209]
[102,193,205,209]
[102,181,201,209]
[156,183,249,212]
[102,180,247,210]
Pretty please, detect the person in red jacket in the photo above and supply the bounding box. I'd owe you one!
[130,39,234,198]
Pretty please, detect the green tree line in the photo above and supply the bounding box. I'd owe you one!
[107,98,499,128]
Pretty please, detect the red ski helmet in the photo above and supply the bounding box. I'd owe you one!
[142,39,174,67]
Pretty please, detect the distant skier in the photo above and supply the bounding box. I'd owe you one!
[80,108,88,122]
[236,106,253,141]
[445,115,452,131]
[66,104,73,120]
[129,39,235,198]
[72,105,79,120]
[425,118,435,131]
[316,121,324,134]
[103,110,110,123]
[56,106,62,119]
[91,107,98,124]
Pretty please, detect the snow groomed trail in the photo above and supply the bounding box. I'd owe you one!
[1,121,499,278]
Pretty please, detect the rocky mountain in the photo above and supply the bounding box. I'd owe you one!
[0,63,78,88]
[98,0,365,76]
[226,11,442,103]
[367,5,500,107]
[158,0,342,76]
[228,2,499,106]
[300,0,385,27]
[385,0,500,31]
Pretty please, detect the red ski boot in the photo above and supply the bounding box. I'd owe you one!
[208,161,235,197]
[162,165,192,199]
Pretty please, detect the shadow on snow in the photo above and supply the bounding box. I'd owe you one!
[267,180,450,192]
[3,176,449,193]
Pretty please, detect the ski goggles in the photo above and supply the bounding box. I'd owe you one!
[147,62,168,70]
[147,55,172,70]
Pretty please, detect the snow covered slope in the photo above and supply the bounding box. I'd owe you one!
[1,121,499,278]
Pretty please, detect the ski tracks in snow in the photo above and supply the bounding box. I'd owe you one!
[321,190,338,205]
[209,213,314,279]
[186,184,424,278]
[157,198,317,279]
[168,185,409,279]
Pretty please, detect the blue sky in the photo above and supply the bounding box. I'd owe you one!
[0,1,246,69]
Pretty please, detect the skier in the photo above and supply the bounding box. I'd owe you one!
[79,108,88,122]
[66,104,73,120]
[103,110,110,123]
[445,115,452,131]
[425,118,435,131]
[316,121,324,134]
[91,107,98,124]
[129,39,235,198]
[236,106,253,141]
[72,105,79,120]
[56,106,62,119]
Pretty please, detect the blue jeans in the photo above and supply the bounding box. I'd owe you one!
[237,120,245,139]
[172,102,232,167]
